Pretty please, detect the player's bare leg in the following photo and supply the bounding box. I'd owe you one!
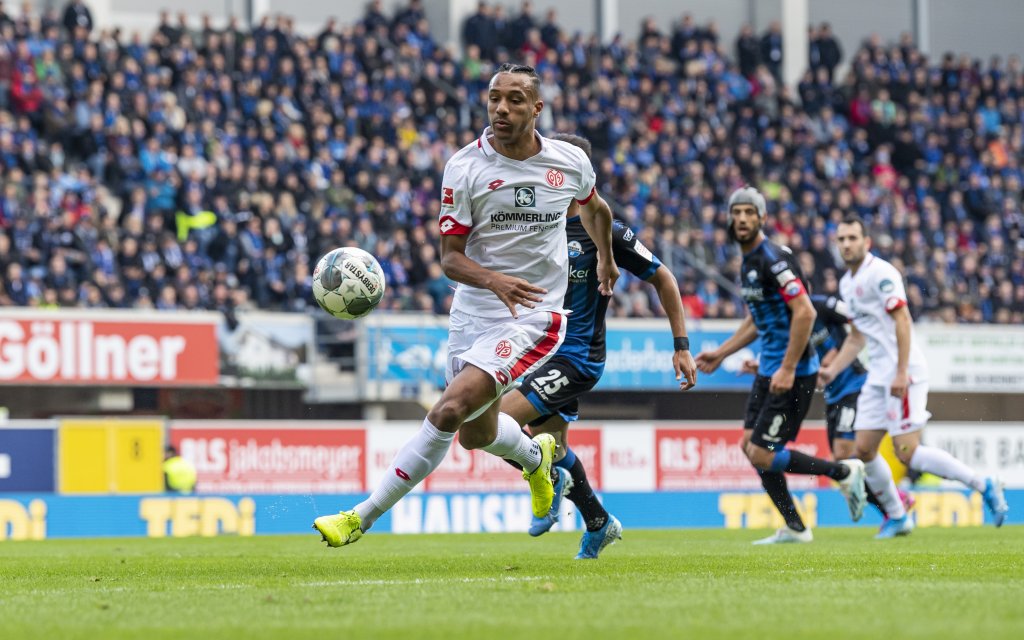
[892,430,1008,527]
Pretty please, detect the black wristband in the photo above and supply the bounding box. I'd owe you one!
[674,336,690,352]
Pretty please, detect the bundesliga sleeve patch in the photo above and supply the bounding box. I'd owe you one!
[885,296,907,312]
[780,279,806,302]
[441,187,455,207]
[774,268,797,287]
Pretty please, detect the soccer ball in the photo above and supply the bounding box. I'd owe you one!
[312,247,386,319]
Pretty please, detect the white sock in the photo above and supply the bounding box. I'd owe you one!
[354,418,455,530]
[909,445,986,492]
[863,455,905,519]
[480,412,542,472]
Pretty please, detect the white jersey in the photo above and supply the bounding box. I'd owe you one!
[437,127,597,318]
[839,254,928,386]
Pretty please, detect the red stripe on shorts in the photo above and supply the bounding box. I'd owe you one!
[509,312,562,380]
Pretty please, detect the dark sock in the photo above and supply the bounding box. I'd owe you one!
[758,469,805,531]
[774,449,850,480]
[865,480,887,517]
[564,456,608,532]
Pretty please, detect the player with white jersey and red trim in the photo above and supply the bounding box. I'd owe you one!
[818,216,1009,537]
[313,63,618,548]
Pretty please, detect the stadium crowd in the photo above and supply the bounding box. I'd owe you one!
[1,0,1023,324]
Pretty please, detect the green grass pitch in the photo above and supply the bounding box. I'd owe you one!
[2,528,1022,639]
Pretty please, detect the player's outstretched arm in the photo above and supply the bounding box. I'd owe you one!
[818,324,866,387]
[440,234,545,319]
[696,315,757,373]
[578,194,618,295]
[773,292,816,393]
[889,304,913,398]
[648,265,696,390]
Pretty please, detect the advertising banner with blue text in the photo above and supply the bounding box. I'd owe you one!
[363,316,757,392]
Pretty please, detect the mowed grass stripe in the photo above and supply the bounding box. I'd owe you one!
[1,528,1021,640]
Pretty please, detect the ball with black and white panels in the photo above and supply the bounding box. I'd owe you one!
[312,247,386,319]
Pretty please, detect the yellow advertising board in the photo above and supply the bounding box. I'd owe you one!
[59,419,164,494]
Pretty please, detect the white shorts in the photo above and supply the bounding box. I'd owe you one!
[854,381,931,435]
[446,309,566,396]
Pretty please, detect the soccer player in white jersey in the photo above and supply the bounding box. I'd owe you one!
[313,63,618,547]
[818,217,1009,538]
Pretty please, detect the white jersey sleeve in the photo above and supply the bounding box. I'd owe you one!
[877,263,909,313]
[573,150,597,204]
[438,154,473,236]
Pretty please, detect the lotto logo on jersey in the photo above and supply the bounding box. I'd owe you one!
[441,187,454,206]
[439,215,470,235]
[514,186,536,207]
[546,169,565,188]
[495,340,512,358]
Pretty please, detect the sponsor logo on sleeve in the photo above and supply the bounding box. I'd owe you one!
[622,228,634,241]
[770,261,789,275]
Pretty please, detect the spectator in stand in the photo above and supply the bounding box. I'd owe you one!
[735,23,760,77]
[814,22,843,81]
[463,2,497,61]
[62,0,92,36]
[760,21,783,81]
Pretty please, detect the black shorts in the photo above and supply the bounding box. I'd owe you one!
[825,392,859,443]
[744,373,816,451]
[519,356,599,426]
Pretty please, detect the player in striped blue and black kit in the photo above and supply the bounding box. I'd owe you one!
[743,293,910,520]
[500,133,698,559]
[696,186,868,544]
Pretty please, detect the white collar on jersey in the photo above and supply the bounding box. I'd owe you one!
[478,126,546,159]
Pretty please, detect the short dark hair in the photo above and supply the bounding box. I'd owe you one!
[493,63,540,99]
[549,133,592,159]
[838,215,868,236]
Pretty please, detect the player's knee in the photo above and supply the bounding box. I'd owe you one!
[743,442,772,469]
[458,427,491,450]
[895,443,916,465]
[428,398,471,432]
[854,445,877,461]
